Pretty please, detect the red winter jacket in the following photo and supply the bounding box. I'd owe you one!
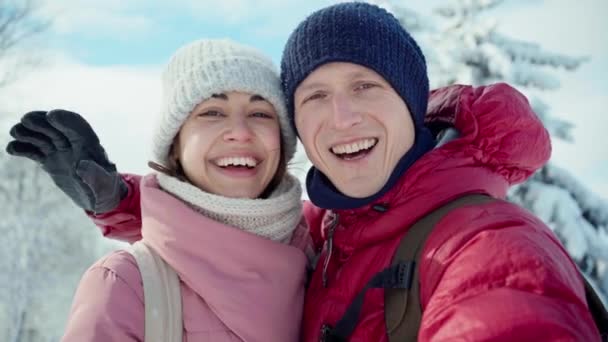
[89,83,600,341]
[301,83,599,341]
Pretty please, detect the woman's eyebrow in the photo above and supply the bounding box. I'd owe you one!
[211,93,228,100]
[250,94,268,102]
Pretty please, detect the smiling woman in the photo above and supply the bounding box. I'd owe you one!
[56,39,309,342]
[5,38,313,342]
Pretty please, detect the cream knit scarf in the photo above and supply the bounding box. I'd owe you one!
[156,173,303,243]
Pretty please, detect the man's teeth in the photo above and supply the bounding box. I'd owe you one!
[216,157,257,168]
[331,138,377,155]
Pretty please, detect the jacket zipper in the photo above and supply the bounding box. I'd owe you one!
[322,213,339,288]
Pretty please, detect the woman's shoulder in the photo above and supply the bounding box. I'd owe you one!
[85,249,144,302]
[63,250,145,341]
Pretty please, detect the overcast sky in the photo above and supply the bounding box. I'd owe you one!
[2,0,606,198]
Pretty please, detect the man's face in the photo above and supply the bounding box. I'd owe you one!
[294,62,415,198]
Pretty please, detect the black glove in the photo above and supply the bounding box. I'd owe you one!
[6,110,127,214]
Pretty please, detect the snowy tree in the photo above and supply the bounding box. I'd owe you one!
[0,2,121,340]
[0,140,120,342]
[376,0,608,303]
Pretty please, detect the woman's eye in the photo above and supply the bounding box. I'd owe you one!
[198,110,223,117]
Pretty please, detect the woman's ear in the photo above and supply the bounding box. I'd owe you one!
[168,137,181,170]
[168,150,179,170]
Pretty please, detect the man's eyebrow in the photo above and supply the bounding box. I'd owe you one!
[297,82,326,93]
[347,70,372,80]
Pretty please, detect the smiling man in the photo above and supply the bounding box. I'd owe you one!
[280,2,601,341]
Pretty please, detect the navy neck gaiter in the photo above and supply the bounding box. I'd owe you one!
[306,126,435,210]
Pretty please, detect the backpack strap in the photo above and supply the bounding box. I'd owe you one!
[582,275,608,341]
[386,194,608,342]
[385,193,495,342]
[128,241,183,342]
[321,262,416,342]
[384,194,496,342]
[320,194,493,342]
[322,193,608,342]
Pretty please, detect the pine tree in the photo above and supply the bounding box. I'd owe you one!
[376,0,608,303]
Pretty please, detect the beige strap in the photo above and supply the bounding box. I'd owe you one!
[128,241,183,342]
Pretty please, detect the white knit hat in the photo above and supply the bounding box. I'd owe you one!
[151,39,297,167]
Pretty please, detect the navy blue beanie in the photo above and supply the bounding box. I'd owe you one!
[280,2,435,210]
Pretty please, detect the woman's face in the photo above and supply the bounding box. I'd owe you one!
[172,91,281,199]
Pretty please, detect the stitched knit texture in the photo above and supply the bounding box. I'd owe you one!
[280,2,429,134]
[152,39,297,167]
[156,173,303,243]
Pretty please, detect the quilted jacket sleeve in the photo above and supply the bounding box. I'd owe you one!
[62,251,145,342]
[418,201,601,341]
[418,83,599,341]
[87,173,143,244]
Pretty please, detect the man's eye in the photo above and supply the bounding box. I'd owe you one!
[303,93,326,104]
[355,83,377,91]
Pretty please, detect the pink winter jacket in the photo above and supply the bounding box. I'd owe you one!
[62,174,310,342]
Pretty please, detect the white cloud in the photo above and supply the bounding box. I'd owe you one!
[182,0,285,23]
[37,0,153,37]
[34,0,332,38]
[2,52,162,175]
[2,0,605,198]
[177,0,331,24]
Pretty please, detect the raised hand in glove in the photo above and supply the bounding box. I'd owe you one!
[6,109,127,214]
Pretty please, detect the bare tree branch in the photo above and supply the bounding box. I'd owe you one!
[0,0,48,53]
[0,0,49,88]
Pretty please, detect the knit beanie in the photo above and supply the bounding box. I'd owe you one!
[281,2,429,133]
[152,39,297,168]
[280,2,435,210]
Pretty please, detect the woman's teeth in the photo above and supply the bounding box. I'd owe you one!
[215,156,258,168]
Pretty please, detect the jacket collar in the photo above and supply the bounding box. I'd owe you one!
[324,143,510,254]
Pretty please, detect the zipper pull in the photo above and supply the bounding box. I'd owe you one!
[322,213,339,288]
